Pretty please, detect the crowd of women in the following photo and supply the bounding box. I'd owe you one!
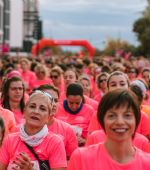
[0,54,150,169]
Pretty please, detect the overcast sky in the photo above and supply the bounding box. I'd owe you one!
[39,0,147,50]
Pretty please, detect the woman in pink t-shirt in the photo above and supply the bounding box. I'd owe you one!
[36,84,78,159]
[88,71,150,140]
[19,58,36,92]
[0,90,67,170]
[94,72,109,102]
[1,76,26,125]
[50,66,65,92]
[56,83,94,146]
[68,89,150,170]
[78,74,93,98]
[31,63,52,90]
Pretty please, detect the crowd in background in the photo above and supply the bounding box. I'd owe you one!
[0,53,150,169]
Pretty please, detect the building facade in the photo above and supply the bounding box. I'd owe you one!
[23,0,42,52]
[0,0,42,53]
[0,0,4,44]
[10,0,24,49]
[3,0,10,45]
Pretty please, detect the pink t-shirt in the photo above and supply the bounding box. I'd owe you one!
[20,70,36,90]
[31,78,52,89]
[68,143,150,170]
[93,90,104,103]
[88,112,102,133]
[11,109,24,125]
[86,130,150,153]
[84,95,98,111]
[136,111,150,136]
[0,106,16,135]
[56,103,94,138]
[0,132,67,169]
[48,118,78,157]
[59,91,66,102]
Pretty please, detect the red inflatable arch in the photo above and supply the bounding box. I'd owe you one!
[31,38,95,57]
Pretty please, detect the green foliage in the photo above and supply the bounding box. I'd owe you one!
[133,0,150,56]
[103,38,135,56]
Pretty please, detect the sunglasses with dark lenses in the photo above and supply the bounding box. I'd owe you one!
[50,75,58,79]
[128,70,136,73]
[99,79,107,83]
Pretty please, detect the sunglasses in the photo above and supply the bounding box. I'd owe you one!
[50,75,58,79]
[99,79,107,83]
[128,70,136,73]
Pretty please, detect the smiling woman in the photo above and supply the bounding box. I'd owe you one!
[68,89,150,170]
[0,91,67,170]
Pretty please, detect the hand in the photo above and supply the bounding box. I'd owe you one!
[77,134,86,146]
[12,152,33,170]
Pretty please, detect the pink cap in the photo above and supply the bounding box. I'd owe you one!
[6,70,21,79]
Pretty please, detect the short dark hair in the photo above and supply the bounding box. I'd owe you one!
[97,89,140,132]
[66,83,83,97]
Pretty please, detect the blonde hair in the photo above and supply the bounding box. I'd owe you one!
[20,58,31,66]
[50,66,63,75]
[34,64,48,77]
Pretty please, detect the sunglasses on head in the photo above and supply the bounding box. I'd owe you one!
[99,79,107,83]
[50,75,58,79]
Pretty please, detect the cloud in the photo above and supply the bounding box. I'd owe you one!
[39,0,147,49]
[43,20,133,48]
[39,0,147,13]
[44,20,131,33]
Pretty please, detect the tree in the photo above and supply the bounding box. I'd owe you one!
[133,0,150,56]
[103,38,135,56]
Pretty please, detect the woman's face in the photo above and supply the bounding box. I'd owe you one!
[142,71,150,85]
[20,61,29,71]
[108,75,128,91]
[44,89,59,114]
[8,81,24,103]
[67,95,82,112]
[64,70,77,88]
[98,75,107,90]
[35,68,46,80]
[104,105,136,142]
[24,95,50,130]
[127,69,137,80]
[50,71,61,86]
[80,79,91,97]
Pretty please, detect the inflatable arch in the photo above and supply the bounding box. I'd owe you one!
[31,38,95,57]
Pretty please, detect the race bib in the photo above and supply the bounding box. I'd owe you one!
[72,125,83,136]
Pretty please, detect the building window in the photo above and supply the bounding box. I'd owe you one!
[4,12,9,25]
